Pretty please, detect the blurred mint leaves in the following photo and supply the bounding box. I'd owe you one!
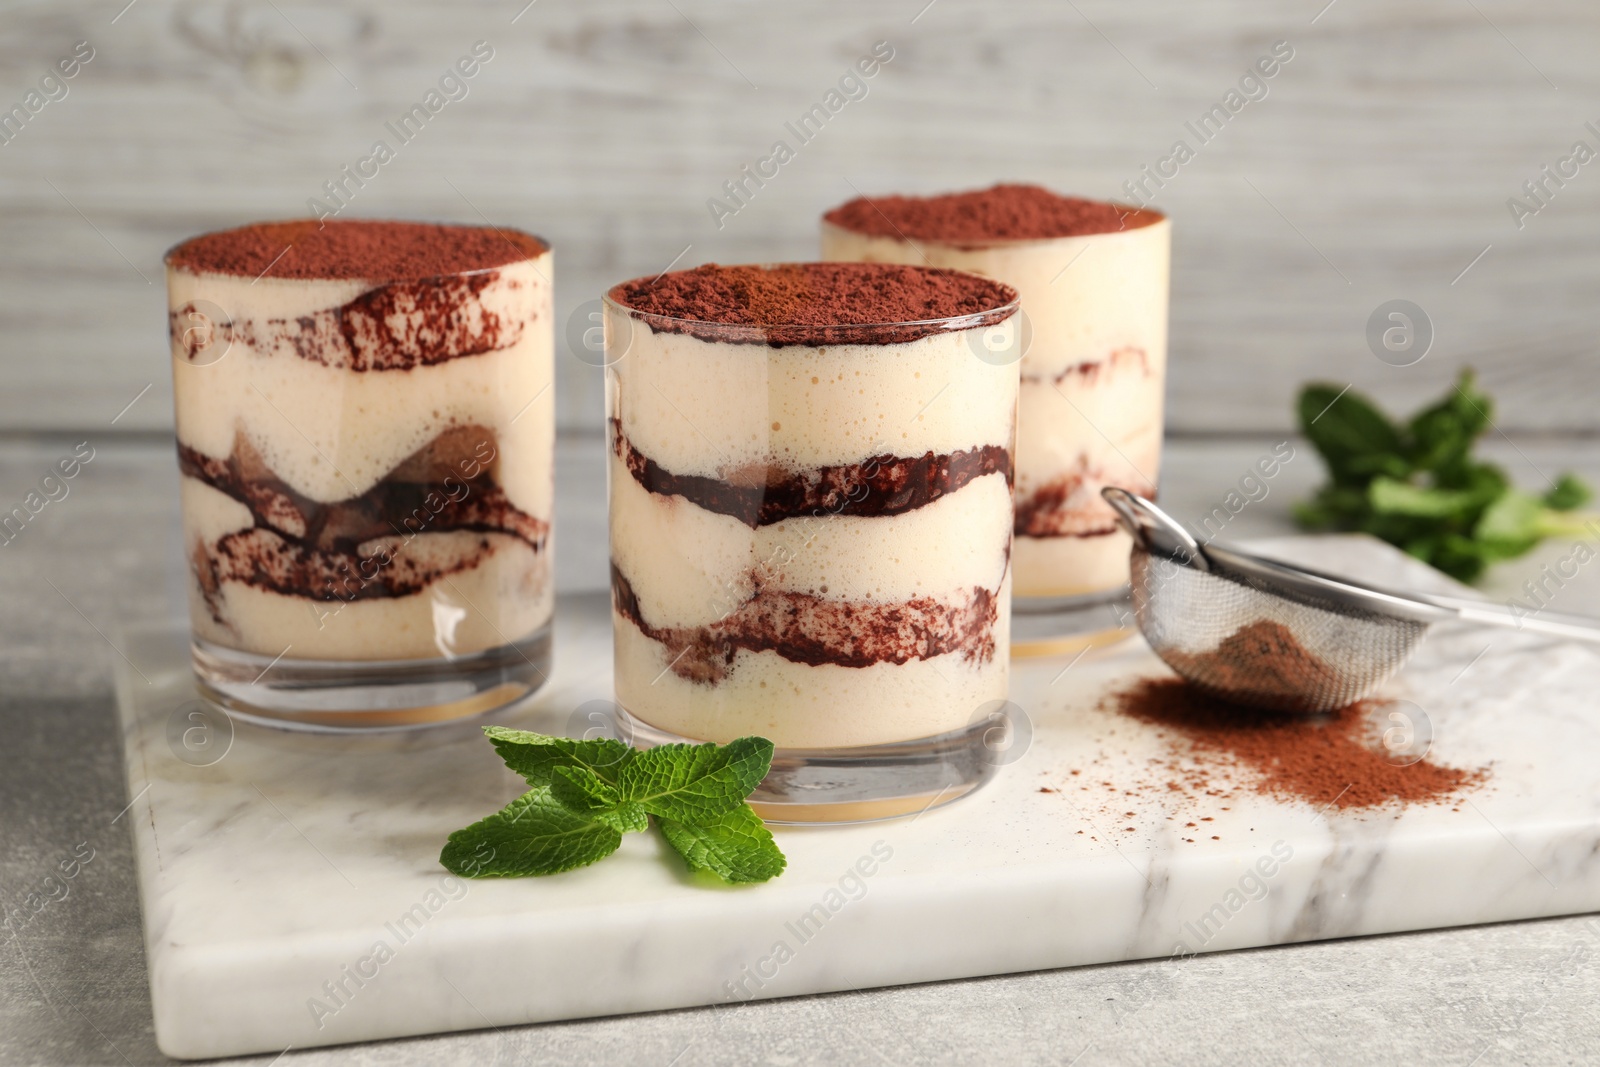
[441,727,786,884]
[1295,371,1597,582]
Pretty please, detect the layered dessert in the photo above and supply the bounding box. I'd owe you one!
[165,220,554,672]
[822,184,1169,600]
[604,263,1019,749]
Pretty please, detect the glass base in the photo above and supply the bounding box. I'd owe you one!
[615,708,1004,825]
[191,624,551,732]
[1011,584,1137,658]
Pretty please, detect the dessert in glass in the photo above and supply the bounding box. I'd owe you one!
[822,185,1170,653]
[603,263,1020,821]
[165,219,554,728]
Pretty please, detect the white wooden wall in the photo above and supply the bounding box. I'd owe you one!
[2,0,1596,435]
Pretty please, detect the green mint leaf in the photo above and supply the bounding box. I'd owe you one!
[1297,383,1406,487]
[1429,534,1492,583]
[1292,486,1368,531]
[1295,369,1600,583]
[549,764,622,814]
[1474,489,1541,542]
[1543,472,1592,512]
[483,726,633,788]
[595,803,649,835]
[1432,459,1508,497]
[1407,370,1491,473]
[1368,477,1483,520]
[440,786,621,878]
[658,806,787,884]
[617,737,775,822]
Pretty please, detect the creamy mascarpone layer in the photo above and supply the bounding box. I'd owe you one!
[611,449,1012,629]
[604,304,1016,479]
[1014,351,1161,532]
[1013,526,1134,600]
[613,577,1011,748]
[179,477,550,659]
[821,220,1169,597]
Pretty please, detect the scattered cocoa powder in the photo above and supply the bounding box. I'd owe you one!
[166,219,547,282]
[607,262,1017,346]
[1109,677,1488,811]
[822,183,1164,245]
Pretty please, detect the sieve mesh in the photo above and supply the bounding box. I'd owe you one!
[1130,548,1430,713]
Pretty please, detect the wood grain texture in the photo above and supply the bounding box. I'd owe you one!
[1,0,1597,434]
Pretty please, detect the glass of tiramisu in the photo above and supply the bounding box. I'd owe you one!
[822,185,1170,654]
[604,263,1020,821]
[165,219,554,728]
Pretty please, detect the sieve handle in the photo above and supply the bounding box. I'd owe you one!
[1102,487,1209,570]
[1419,592,1600,645]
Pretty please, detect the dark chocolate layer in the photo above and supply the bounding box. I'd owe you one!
[1020,346,1149,386]
[193,527,504,608]
[180,427,548,608]
[169,270,528,372]
[1015,466,1157,539]
[611,563,999,682]
[612,420,1011,528]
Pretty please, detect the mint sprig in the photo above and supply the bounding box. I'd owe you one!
[1295,370,1598,582]
[441,728,787,885]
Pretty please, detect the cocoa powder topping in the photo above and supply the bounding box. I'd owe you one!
[166,219,548,282]
[607,262,1017,347]
[823,184,1163,245]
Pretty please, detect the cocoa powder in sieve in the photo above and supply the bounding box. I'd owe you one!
[1160,618,1344,708]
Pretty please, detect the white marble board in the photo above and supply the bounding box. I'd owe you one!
[114,536,1600,1060]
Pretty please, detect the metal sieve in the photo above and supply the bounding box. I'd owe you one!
[1101,487,1600,713]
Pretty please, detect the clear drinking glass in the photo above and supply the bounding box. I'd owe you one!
[603,263,1021,822]
[165,220,555,728]
[823,206,1171,655]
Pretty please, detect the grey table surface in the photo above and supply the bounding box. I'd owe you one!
[5,430,1600,1067]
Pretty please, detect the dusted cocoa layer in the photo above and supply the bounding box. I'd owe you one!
[1014,460,1158,539]
[611,418,1010,529]
[1021,346,1149,386]
[611,562,999,683]
[607,262,1016,347]
[179,428,548,611]
[165,219,548,282]
[823,184,1163,246]
[169,270,527,373]
[193,527,508,610]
